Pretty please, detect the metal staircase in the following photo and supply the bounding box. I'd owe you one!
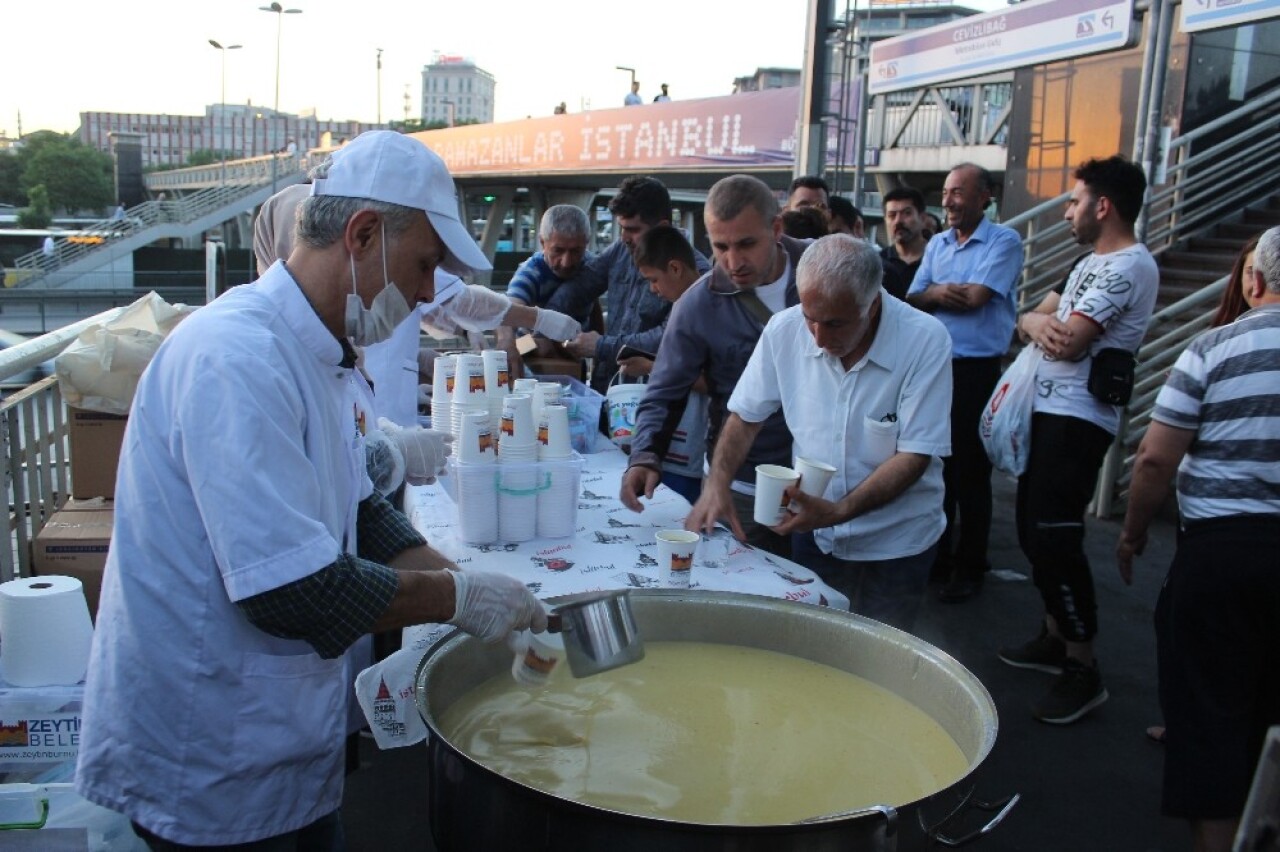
[9,153,307,290]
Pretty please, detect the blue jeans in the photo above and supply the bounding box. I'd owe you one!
[134,810,345,852]
[792,532,937,633]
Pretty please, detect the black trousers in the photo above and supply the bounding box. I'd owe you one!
[938,356,1001,577]
[1015,412,1113,642]
[1157,515,1280,820]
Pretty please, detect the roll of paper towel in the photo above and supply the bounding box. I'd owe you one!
[0,576,94,687]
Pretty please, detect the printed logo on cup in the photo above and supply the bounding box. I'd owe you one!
[469,374,486,393]
[670,553,693,572]
[478,430,494,453]
[537,423,549,445]
[501,414,515,437]
[498,368,510,387]
[522,645,558,676]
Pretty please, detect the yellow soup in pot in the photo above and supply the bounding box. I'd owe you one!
[438,641,969,825]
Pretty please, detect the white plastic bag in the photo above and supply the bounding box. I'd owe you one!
[54,292,195,415]
[979,344,1040,476]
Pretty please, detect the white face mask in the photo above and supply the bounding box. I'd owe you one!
[345,222,413,346]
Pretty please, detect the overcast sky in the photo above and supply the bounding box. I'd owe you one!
[4,0,1005,137]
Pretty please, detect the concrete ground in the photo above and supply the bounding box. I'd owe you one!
[341,472,1192,851]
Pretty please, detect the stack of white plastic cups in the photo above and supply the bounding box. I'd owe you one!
[455,409,498,543]
[532,381,562,424]
[513,377,538,396]
[536,403,576,538]
[429,355,456,437]
[482,350,510,435]
[450,354,488,442]
[496,393,538,542]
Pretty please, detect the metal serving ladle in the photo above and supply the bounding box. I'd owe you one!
[545,590,645,678]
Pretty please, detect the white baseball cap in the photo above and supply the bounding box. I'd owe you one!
[310,130,491,274]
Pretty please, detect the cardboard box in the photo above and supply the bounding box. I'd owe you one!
[32,504,113,621]
[67,408,127,500]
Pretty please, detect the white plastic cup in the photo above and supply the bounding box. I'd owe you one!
[454,462,498,544]
[511,630,565,687]
[482,349,510,396]
[537,404,573,459]
[497,464,539,542]
[533,382,562,420]
[513,378,539,395]
[452,354,487,405]
[699,535,732,571]
[753,464,800,526]
[536,459,579,539]
[458,410,496,463]
[656,529,700,588]
[432,355,457,404]
[794,457,837,502]
[500,394,536,445]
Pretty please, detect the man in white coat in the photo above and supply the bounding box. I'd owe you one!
[76,130,547,848]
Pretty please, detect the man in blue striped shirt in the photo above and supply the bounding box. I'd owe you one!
[1118,224,1280,852]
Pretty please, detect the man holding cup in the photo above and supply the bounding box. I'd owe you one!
[685,235,953,632]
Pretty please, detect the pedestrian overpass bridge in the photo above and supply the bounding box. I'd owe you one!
[6,81,1014,295]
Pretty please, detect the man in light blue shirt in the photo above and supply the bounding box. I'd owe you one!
[907,162,1022,603]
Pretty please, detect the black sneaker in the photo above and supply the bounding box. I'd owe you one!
[1032,658,1109,724]
[997,629,1067,674]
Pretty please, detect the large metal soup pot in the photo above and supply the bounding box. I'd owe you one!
[415,590,1002,852]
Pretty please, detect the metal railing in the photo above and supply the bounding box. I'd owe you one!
[2,376,68,583]
[1142,85,1280,252]
[144,151,305,191]
[11,183,272,287]
[869,77,1014,151]
[999,85,1280,516]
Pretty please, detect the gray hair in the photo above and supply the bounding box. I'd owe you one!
[1256,226,1280,294]
[292,155,423,248]
[705,174,779,224]
[796,234,883,308]
[539,205,590,242]
[295,195,421,249]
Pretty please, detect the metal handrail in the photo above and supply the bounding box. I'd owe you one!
[10,180,286,286]
[2,375,68,584]
[0,306,128,383]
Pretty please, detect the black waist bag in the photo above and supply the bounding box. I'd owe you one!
[1088,348,1136,405]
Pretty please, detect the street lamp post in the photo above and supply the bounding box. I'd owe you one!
[258,1,302,195]
[208,39,242,188]
[376,48,383,125]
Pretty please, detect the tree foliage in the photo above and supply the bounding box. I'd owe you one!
[18,132,115,214]
[18,184,52,229]
[0,156,23,207]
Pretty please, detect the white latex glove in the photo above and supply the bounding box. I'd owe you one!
[378,417,453,486]
[363,428,405,495]
[449,570,548,643]
[533,308,582,342]
[444,285,513,333]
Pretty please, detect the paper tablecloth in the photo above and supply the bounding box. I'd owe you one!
[356,446,848,749]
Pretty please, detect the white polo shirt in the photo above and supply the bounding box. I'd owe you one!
[729,292,952,560]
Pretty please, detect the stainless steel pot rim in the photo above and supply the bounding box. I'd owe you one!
[417,588,999,829]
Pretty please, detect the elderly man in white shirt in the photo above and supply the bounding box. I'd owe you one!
[686,234,953,631]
